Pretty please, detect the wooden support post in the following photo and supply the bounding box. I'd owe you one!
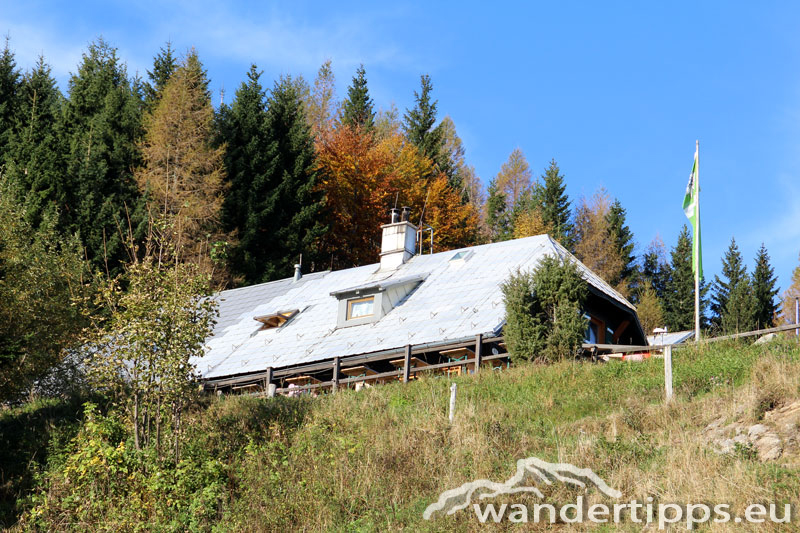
[449,383,457,424]
[403,344,412,383]
[474,334,483,374]
[332,356,340,393]
[664,345,673,403]
[265,367,275,398]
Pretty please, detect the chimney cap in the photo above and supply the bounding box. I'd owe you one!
[401,206,411,222]
[390,207,400,224]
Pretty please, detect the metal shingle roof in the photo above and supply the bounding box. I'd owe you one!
[197,235,638,379]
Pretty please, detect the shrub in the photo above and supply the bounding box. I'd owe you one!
[501,254,587,363]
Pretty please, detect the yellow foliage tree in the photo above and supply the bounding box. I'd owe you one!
[573,189,627,297]
[513,209,550,239]
[636,285,664,335]
[135,51,228,282]
[314,128,479,268]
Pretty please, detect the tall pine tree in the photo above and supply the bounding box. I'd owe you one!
[403,74,444,169]
[0,38,21,158]
[341,65,374,131]
[664,225,703,331]
[60,38,145,273]
[144,41,178,107]
[4,56,66,228]
[752,243,779,328]
[606,198,636,296]
[219,64,269,242]
[538,159,573,249]
[641,237,670,300]
[236,76,325,283]
[711,237,747,328]
[485,178,511,242]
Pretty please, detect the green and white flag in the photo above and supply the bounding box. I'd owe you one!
[682,146,702,278]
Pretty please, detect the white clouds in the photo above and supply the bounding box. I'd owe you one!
[2,20,84,81]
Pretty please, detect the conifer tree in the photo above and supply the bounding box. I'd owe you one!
[60,38,145,273]
[538,159,573,249]
[4,57,66,228]
[752,243,779,328]
[341,65,374,130]
[305,59,338,134]
[494,148,532,211]
[664,225,704,331]
[606,198,636,295]
[0,39,21,157]
[711,237,747,327]
[721,275,756,333]
[237,76,325,283]
[219,64,268,241]
[438,115,476,199]
[144,41,178,106]
[485,178,511,242]
[403,74,444,167]
[637,285,665,335]
[573,190,627,296]
[135,50,227,281]
[641,237,670,300]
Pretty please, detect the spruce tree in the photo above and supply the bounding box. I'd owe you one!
[486,178,511,242]
[219,64,268,240]
[641,237,670,300]
[236,76,326,283]
[606,198,636,295]
[711,237,747,327]
[60,38,145,273]
[664,225,700,331]
[4,56,66,228]
[403,74,444,167]
[721,275,756,333]
[144,41,178,106]
[538,159,573,249]
[341,65,374,130]
[0,39,21,158]
[752,243,779,328]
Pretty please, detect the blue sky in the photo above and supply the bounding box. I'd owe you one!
[3,1,800,297]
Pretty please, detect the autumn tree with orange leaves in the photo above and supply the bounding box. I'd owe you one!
[315,126,478,270]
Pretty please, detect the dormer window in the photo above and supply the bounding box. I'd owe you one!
[331,274,426,328]
[254,309,299,330]
[347,297,375,319]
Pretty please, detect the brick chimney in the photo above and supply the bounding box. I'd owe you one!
[379,207,417,270]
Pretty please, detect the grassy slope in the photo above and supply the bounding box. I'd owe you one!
[213,340,800,531]
[7,340,800,531]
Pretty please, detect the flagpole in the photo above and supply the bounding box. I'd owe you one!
[694,139,701,342]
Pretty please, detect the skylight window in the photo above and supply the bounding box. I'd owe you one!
[450,250,472,262]
[254,309,298,330]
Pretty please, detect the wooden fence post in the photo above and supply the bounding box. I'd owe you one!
[474,334,483,374]
[265,367,275,398]
[664,345,673,402]
[403,344,412,383]
[449,383,457,424]
[332,356,340,393]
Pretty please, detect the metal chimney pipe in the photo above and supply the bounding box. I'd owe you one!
[293,263,302,282]
[401,206,411,222]
[390,208,400,224]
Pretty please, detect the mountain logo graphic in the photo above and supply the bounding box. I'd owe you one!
[423,456,622,520]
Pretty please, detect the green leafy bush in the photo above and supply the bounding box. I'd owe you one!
[501,254,588,362]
